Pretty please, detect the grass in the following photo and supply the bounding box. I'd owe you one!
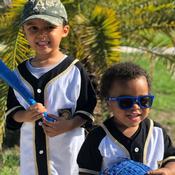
[0,147,19,175]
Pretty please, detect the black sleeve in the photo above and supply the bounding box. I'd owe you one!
[162,127,175,165]
[154,122,175,166]
[5,87,25,130]
[77,127,105,174]
[74,62,97,123]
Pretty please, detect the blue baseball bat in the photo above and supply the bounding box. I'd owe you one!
[0,59,55,122]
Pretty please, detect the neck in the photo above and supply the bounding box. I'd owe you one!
[121,126,139,138]
[31,50,65,67]
[113,118,139,138]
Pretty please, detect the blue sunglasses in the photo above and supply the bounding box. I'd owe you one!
[108,95,154,110]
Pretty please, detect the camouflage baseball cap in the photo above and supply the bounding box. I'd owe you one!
[21,0,68,26]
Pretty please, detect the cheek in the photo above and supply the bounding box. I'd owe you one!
[142,108,151,118]
[50,32,62,41]
[107,102,122,114]
[23,31,29,41]
[26,37,35,47]
[107,101,115,111]
[24,33,33,42]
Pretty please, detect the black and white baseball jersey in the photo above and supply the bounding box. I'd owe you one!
[5,56,97,175]
[77,117,175,175]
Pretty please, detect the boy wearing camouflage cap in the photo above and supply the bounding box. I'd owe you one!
[5,0,97,175]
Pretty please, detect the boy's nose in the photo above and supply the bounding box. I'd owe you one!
[37,30,47,38]
[38,28,47,35]
[132,100,141,109]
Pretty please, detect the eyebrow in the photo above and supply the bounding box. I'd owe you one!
[24,21,57,27]
[24,21,37,26]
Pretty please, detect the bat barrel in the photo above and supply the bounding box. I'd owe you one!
[0,59,56,122]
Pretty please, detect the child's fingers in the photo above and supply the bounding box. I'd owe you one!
[43,119,54,126]
[27,109,41,117]
[36,103,47,112]
[42,123,57,137]
[32,114,43,121]
[24,107,43,122]
[147,169,165,175]
[28,103,47,113]
[48,114,58,119]
[42,114,58,125]
[42,120,57,129]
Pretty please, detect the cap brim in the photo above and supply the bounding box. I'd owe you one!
[22,14,64,26]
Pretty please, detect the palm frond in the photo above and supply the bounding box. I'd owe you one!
[115,0,175,74]
[0,0,30,147]
[0,81,8,148]
[68,5,120,73]
[119,2,175,35]
[0,0,30,69]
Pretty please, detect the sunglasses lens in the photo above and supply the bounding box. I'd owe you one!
[118,98,133,109]
[108,95,154,110]
[140,96,153,108]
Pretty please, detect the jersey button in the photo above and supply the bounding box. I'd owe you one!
[37,89,42,93]
[134,147,139,152]
[39,150,44,154]
[37,89,41,94]
[38,121,42,126]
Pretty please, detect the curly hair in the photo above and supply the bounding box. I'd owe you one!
[100,62,151,100]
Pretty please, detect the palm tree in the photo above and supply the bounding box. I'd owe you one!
[0,0,121,147]
[115,0,175,74]
[68,0,175,74]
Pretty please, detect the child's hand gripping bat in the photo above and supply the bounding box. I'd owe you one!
[0,59,56,122]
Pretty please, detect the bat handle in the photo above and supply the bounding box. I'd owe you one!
[28,98,56,123]
[43,112,56,123]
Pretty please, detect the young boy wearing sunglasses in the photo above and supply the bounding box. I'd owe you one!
[77,62,175,175]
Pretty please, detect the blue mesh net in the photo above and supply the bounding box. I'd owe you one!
[100,159,151,175]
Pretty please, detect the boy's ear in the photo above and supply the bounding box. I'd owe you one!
[106,101,113,112]
[106,101,110,106]
[106,100,111,108]
[62,25,69,37]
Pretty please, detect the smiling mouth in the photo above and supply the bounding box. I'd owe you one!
[36,41,50,46]
[127,113,141,121]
